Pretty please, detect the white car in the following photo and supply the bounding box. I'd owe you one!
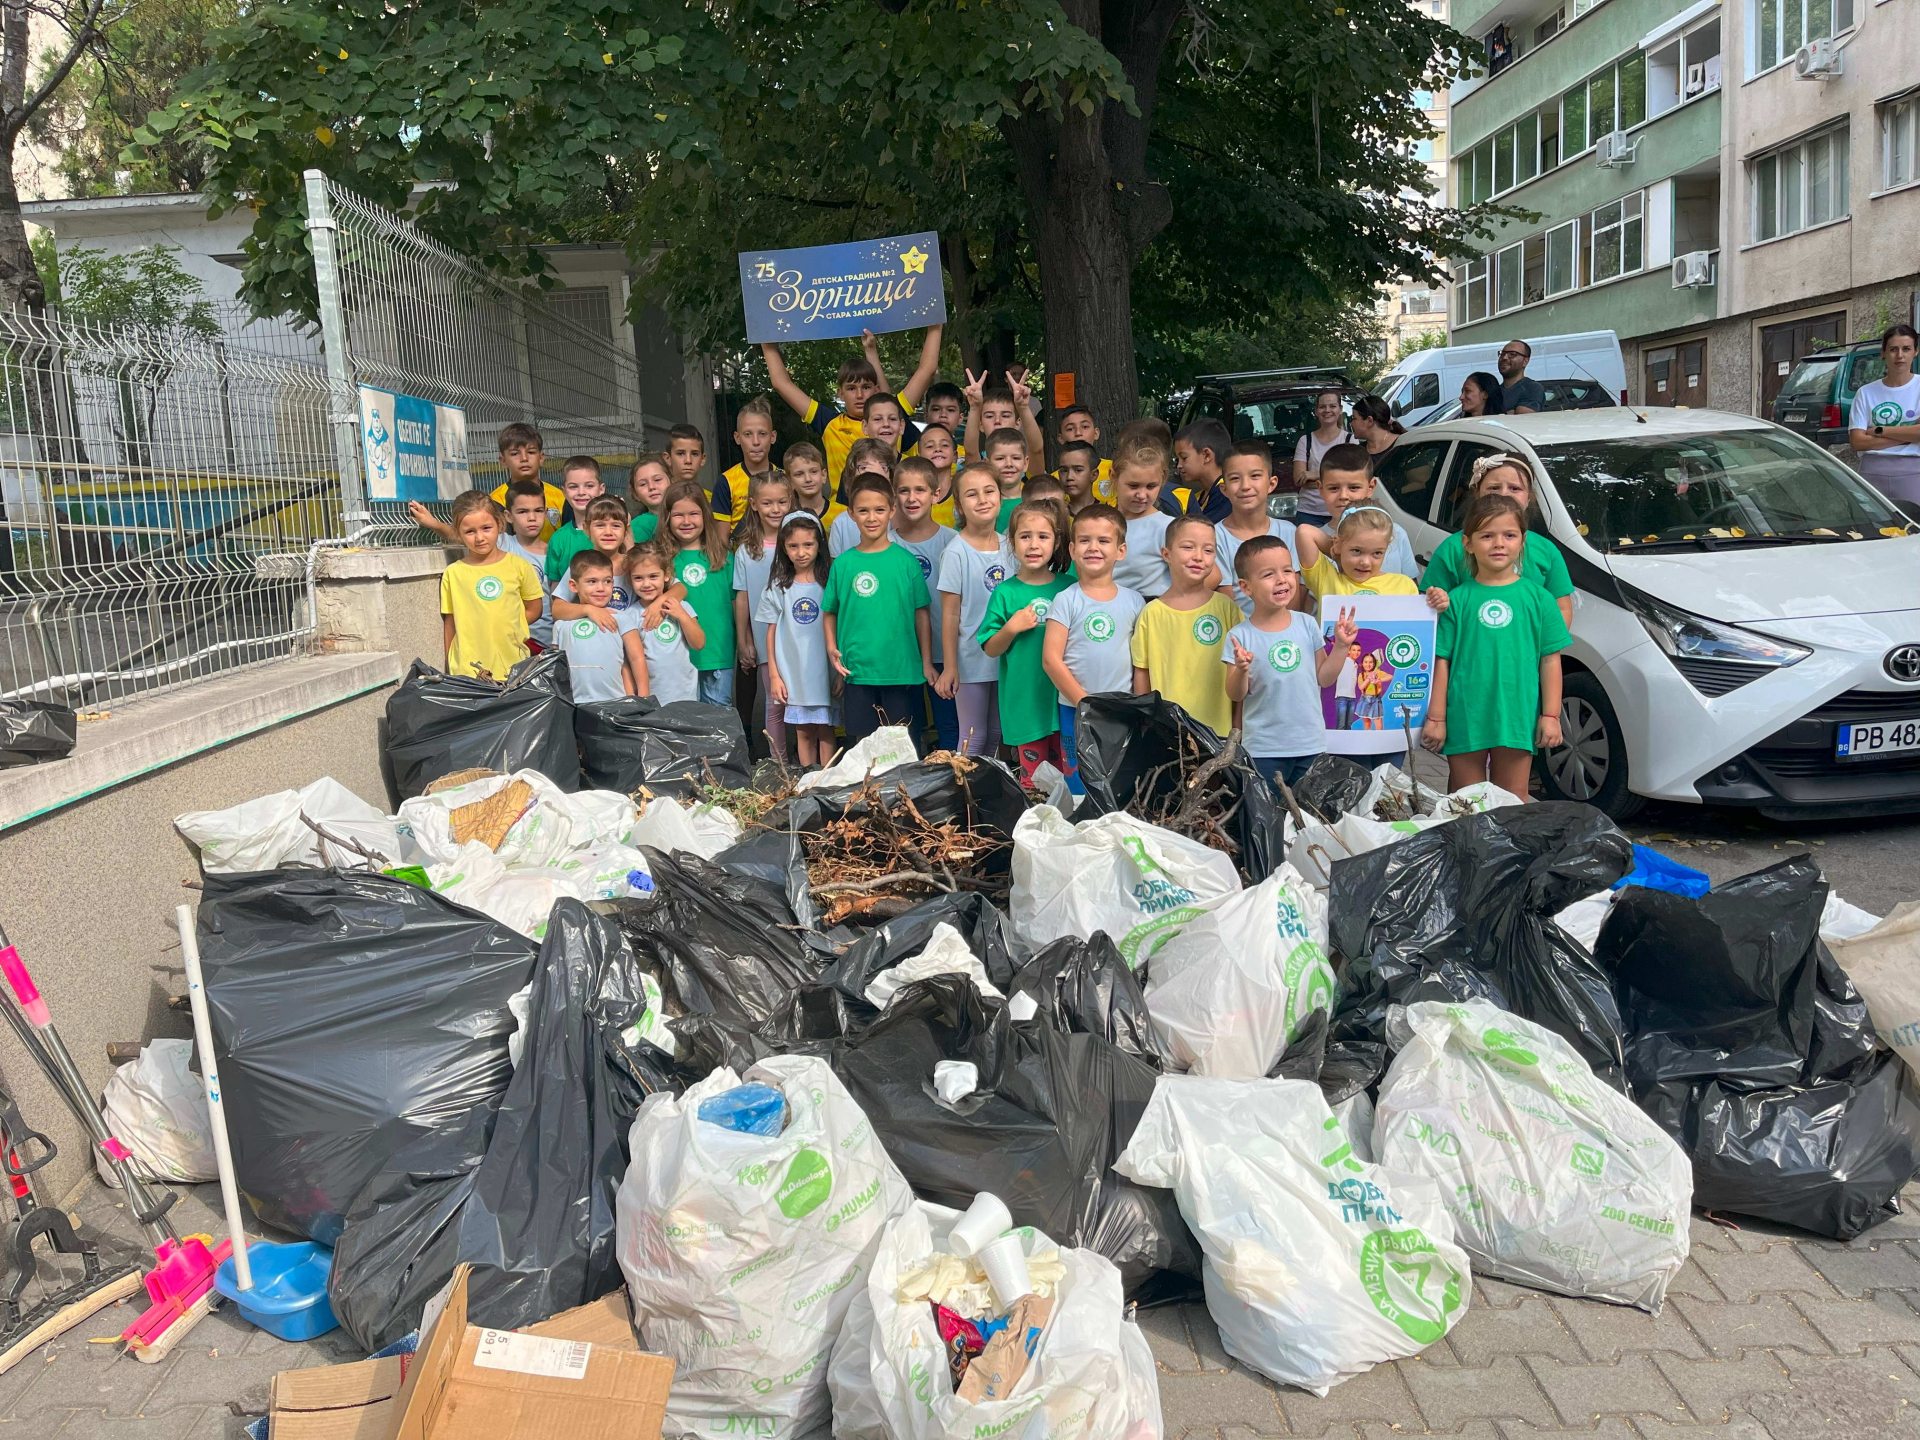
[1369,408,1920,820]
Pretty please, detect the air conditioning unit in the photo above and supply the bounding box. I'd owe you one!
[1795,37,1841,78]
[1672,251,1715,288]
[1594,131,1638,167]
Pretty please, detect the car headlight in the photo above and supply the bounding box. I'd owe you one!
[1623,589,1809,691]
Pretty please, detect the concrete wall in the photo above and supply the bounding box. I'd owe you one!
[0,547,450,1205]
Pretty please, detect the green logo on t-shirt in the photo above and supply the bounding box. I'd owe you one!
[1388,634,1422,666]
[1874,400,1906,426]
[853,571,879,597]
[1084,611,1116,642]
[475,575,504,601]
[655,619,680,644]
[1193,614,1223,646]
[1030,598,1052,623]
[1478,599,1514,629]
[572,619,597,639]
[1269,640,1302,672]
[682,561,708,588]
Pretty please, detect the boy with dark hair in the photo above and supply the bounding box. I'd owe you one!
[1313,443,1419,579]
[760,324,945,484]
[1055,403,1114,499]
[557,550,639,702]
[666,424,707,487]
[1056,440,1100,511]
[922,380,967,457]
[498,478,555,651]
[1165,417,1233,522]
[540,454,609,583]
[962,370,1046,478]
[410,421,564,542]
[714,396,782,524]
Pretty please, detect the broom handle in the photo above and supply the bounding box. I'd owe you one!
[175,906,252,1292]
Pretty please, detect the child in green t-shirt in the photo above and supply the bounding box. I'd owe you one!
[978,500,1073,782]
[822,472,936,747]
[1421,494,1572,797]
[662,479,737,706]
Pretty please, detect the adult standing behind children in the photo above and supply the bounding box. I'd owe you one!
[439,491,544,680]
[1348,395,1403,470]
[761,326,944,484]
[410,422,564,542]
[1291,391,1350,525]
[1496,340,1546,415]
[1849,324,1920,506]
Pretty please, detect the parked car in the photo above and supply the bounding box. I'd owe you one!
[1369,408,1920,821]
[1173,365,1358,449]
[1772,339,1887,454]
[1414,375,1619,425]
[1377,331,1626,426]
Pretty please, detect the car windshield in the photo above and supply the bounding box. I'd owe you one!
[1534,429,1915,551]
[1775,356,1841,406]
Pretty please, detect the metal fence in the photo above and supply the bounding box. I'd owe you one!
[305,171,649,539]
[0,310,342,707]
[0,175,656,709]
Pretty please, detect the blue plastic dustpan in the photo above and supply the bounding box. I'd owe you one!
[214,1240,338,1342]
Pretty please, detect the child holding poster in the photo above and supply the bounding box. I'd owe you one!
[1421,495,1570,798]
[1130,515,1238,738]
[1224,536,1355,788]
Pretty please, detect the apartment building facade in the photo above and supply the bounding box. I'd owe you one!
[1444,0,1918,413]
[1382,0,1457,355]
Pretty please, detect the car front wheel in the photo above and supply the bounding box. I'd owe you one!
[1536,671,1644,820]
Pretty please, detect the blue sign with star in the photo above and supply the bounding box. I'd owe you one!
[739,232,946,344]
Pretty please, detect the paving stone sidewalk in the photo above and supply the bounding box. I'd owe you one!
[10,1179,1920,1438]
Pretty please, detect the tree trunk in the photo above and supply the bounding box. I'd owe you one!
[943,232,981,376]
[0,130,40,315]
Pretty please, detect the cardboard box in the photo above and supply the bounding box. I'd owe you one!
[269,1269,670,1440]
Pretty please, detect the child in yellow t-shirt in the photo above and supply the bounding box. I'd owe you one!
[1295,506,1422,601]
[1129,514,1240,737]
[439,491,545,680]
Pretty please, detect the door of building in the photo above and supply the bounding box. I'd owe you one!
[1759,313,1845,413]
[1644,339,1709,408]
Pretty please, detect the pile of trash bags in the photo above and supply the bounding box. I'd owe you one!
[171,685,1920,1427]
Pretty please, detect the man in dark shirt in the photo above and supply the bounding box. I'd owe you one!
[1499,340,1546,414]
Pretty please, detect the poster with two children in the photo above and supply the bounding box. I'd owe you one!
[1316,595,1435,755]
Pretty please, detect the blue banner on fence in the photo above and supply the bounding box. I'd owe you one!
[359,386,469,502]
[739,232,946,344]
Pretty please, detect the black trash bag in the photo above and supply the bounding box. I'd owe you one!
[385,651,578,799]
[1292,753,1377,823]
[328,901,677,1350]
[714,757,1030,928]
[575,698,748,797]
[1329,801,1635,1088]
[197,871,537,1242]
[819,892,1027,1010]
[1599,857,1920,1239]
[656,984,858,1089]
[1008,933,1164,1067]
[0,700,76,766]
[831,976,1199,1293]
[608,848,823,1025]
[1072,692,1286,880]
[1264,1009,1378,1106]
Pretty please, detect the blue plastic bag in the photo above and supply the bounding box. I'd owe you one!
[697,1083,787,1135]
[1611,844,1711,899]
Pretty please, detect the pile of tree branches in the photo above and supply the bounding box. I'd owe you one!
[804,770,1009,925]
[1133,727,1250,859]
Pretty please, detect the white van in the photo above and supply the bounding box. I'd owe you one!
[1377,331,1627,426]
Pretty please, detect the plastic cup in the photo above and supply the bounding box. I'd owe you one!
[979,1232,1033,1309]
[947,1191,1013,1259]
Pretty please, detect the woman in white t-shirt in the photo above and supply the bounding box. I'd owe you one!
[1291,390,1350,525]
[1850,324,1920,507]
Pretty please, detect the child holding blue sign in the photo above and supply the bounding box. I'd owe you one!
[760,326,944,485]
[1224,536,1354,789]
[1421,494,1570,798]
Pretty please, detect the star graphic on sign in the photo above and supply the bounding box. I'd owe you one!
[899,245,928,275]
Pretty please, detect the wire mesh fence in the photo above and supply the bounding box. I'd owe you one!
[311,173,649,542]
[0,309,340,707]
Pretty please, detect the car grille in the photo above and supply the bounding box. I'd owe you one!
[1753,750,1920,778]
[1802,688,1920,720]
[1671,657,1776,696]
[1745,687,1920,781]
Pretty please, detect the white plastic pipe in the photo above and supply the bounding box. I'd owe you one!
[176,904,252,1292]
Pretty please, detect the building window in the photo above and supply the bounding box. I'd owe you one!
[1404,289,1437,314]
[1752,0,1856,74]
[1495,242,1525,312]
[1546,219,1579,295]
[1647,19,1722,117]
[1589,192,1644,283]
[1883,95,1917,190]
[1566,52,1647,155]
[1752,127,1849,240]
[1563,83,1589,157]
[1453,258,1490,324]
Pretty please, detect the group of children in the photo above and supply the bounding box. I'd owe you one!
[436,337,1577,800]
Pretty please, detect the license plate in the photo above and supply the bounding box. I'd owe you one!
[1785,412,1807,423]
[1837,719,1920,759]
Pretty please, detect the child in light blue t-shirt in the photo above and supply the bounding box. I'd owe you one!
[1222,535,1355,789]
[557,552,636,702]
[755,512,837,768]
[626,545,702,704]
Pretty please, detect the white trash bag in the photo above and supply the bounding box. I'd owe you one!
[1375,1000,1693,1312]
[616,1055,914,1439]
[1831,902,1920,1077]
[398,769,626,868]
[176,777,400,872]
[1010,806,1239,964]
[826,1202,1163,1440]
[797,725,919,791]
[96,1039,217,1185]
[1286,812,1420,890]
[1145,864,1335,1078]
[1115,1074,1469,1395]
[629,795,743,858]
[1822,891,1885,946]
[864,922,1005,1012]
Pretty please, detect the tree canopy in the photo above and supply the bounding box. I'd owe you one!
[156,0,1482,415]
